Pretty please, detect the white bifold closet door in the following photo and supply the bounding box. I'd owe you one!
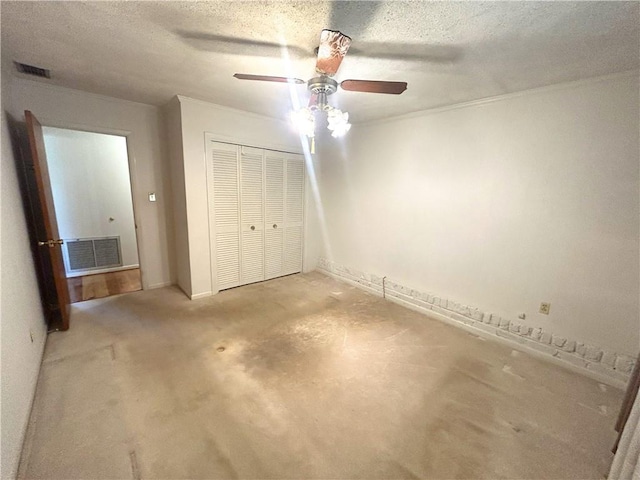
[264,151,285,280]
[283,155,304,275]
[207,141,304,292]
[240,146,265,284]
[209,142,241,290]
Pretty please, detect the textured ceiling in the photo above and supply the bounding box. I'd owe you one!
[2,1,639,123]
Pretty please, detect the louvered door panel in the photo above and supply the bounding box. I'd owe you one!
[216,232,240,287]
[283,155,304,275]
[240,147,264,284]
[209,143,241,290]
[265,228,284,278]
[264,154,285,279]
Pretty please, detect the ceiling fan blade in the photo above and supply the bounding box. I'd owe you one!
[233,73,305,84]
[340,79,408,95]
[315,29,352,76]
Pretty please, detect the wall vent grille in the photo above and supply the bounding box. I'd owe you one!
[66,237,121,271]
[14,62,50,78]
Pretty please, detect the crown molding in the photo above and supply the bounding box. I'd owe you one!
[359,69,639,128]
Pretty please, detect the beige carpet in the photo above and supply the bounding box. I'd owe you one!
[19,272,622,479]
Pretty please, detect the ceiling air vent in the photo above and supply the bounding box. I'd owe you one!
[14,62,50,78]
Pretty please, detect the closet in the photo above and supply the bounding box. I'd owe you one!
[206,141,304,292]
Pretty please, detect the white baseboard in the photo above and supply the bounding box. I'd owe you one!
[316,258,634,389]
[190,291,213,300]
[146,281,173,290]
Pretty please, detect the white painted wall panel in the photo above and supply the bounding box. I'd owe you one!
[164,97,190,294]
[316,73,640,357]
[0,66,48,480]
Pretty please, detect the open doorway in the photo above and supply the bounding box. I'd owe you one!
[42,127,141,303]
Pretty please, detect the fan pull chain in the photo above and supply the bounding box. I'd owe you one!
[311,137,316,154]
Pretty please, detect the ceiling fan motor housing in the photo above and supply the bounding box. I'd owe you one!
[308,75,338,95]
[308,76,338,110]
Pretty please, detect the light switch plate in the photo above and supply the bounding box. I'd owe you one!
[148,192,156,202]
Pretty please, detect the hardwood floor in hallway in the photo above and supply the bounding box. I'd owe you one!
[66,268,141,303]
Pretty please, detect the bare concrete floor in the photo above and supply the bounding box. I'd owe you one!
[19,272,622,479]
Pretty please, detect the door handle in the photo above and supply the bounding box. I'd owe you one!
[250,225,255,231]
[38,239,64,248]
[273,224,278,229]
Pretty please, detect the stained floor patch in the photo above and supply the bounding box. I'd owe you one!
[19,272,623,479]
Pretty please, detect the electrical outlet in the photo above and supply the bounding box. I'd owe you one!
[539,302,551,315]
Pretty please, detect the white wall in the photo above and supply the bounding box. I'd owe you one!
[164,97,191,295]
[1,66,48,479]
[316,72,639,358]
[43,127,139,275]
[173,96,321,298]
[8,79,175,289]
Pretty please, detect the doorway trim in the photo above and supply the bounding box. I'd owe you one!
[34,117,147,290]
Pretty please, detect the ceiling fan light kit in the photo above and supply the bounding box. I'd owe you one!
[290,108,315,138]
[233,29,407,150]
[327,109,351,138]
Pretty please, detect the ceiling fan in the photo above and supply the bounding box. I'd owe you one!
[233,29,408,144]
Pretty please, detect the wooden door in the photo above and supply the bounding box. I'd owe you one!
[25,110,70,330]
[239,146,265,285]
[283,154,304,275]
[264,152,285,280]
[209,142,241,291]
